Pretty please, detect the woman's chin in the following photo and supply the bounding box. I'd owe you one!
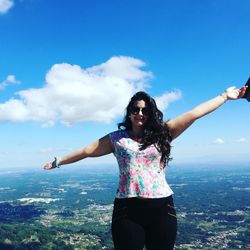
[134,121,145,127]
[131,116,148,128]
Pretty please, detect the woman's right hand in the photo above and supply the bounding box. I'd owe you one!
[44,158,59,170]
[44,162,54,170]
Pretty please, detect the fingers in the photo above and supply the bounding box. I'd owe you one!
[44,162,53,170]
[238,85,248,98]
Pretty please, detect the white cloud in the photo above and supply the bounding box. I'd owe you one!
[0,56,181,127]
[155,90,182,111]
[0,0,14,14]
[0,75,20,90]
[237,137,247,143]
[213,138,225,144]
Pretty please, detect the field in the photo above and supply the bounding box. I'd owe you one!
[0,165,249,249]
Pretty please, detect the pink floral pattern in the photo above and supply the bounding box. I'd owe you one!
[109,130,173,198]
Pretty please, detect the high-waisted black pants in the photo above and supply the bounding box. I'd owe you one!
[111,196,177,250]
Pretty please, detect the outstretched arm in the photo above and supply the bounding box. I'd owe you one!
[167,86,247,140]
[44,135,113,170]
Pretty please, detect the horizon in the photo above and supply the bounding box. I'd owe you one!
[1,161,250,174]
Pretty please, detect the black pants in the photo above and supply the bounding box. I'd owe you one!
[111,196,177,250]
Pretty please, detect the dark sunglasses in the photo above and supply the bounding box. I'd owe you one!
[130,106,150,115]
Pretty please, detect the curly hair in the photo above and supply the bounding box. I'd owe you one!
[118,91,172,166]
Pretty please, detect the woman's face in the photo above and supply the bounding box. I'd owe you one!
[129,100,150,129]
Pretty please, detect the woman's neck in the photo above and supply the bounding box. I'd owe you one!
[129,127,143,139]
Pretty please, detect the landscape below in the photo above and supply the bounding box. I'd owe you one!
[0,165,249,249]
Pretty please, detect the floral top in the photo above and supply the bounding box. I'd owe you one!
[109,130,173,198]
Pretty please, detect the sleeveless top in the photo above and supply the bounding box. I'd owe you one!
[109,130,173,199]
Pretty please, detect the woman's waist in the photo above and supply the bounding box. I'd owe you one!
[114,195,174,208]
[116,186,174,199]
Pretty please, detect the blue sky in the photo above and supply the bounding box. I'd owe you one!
[0,0,249,170]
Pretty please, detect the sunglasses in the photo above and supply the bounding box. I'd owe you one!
[130,106,150,115]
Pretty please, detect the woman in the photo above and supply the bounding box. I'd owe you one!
[44,85,247,250]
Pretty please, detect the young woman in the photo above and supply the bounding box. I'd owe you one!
[44,85,247,250]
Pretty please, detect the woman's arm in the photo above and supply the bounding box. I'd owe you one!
[44,135,113,170]
[167,86,247,140]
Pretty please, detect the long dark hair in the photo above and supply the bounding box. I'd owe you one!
[118,91,172,166]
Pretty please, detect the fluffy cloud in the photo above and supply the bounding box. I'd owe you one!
[213,138,225,144]
[0,75,20,90]
[0,0,14,14]
[155,90,182,111]
[0,56,181,127]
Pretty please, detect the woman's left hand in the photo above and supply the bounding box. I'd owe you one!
[224,86,248,100]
